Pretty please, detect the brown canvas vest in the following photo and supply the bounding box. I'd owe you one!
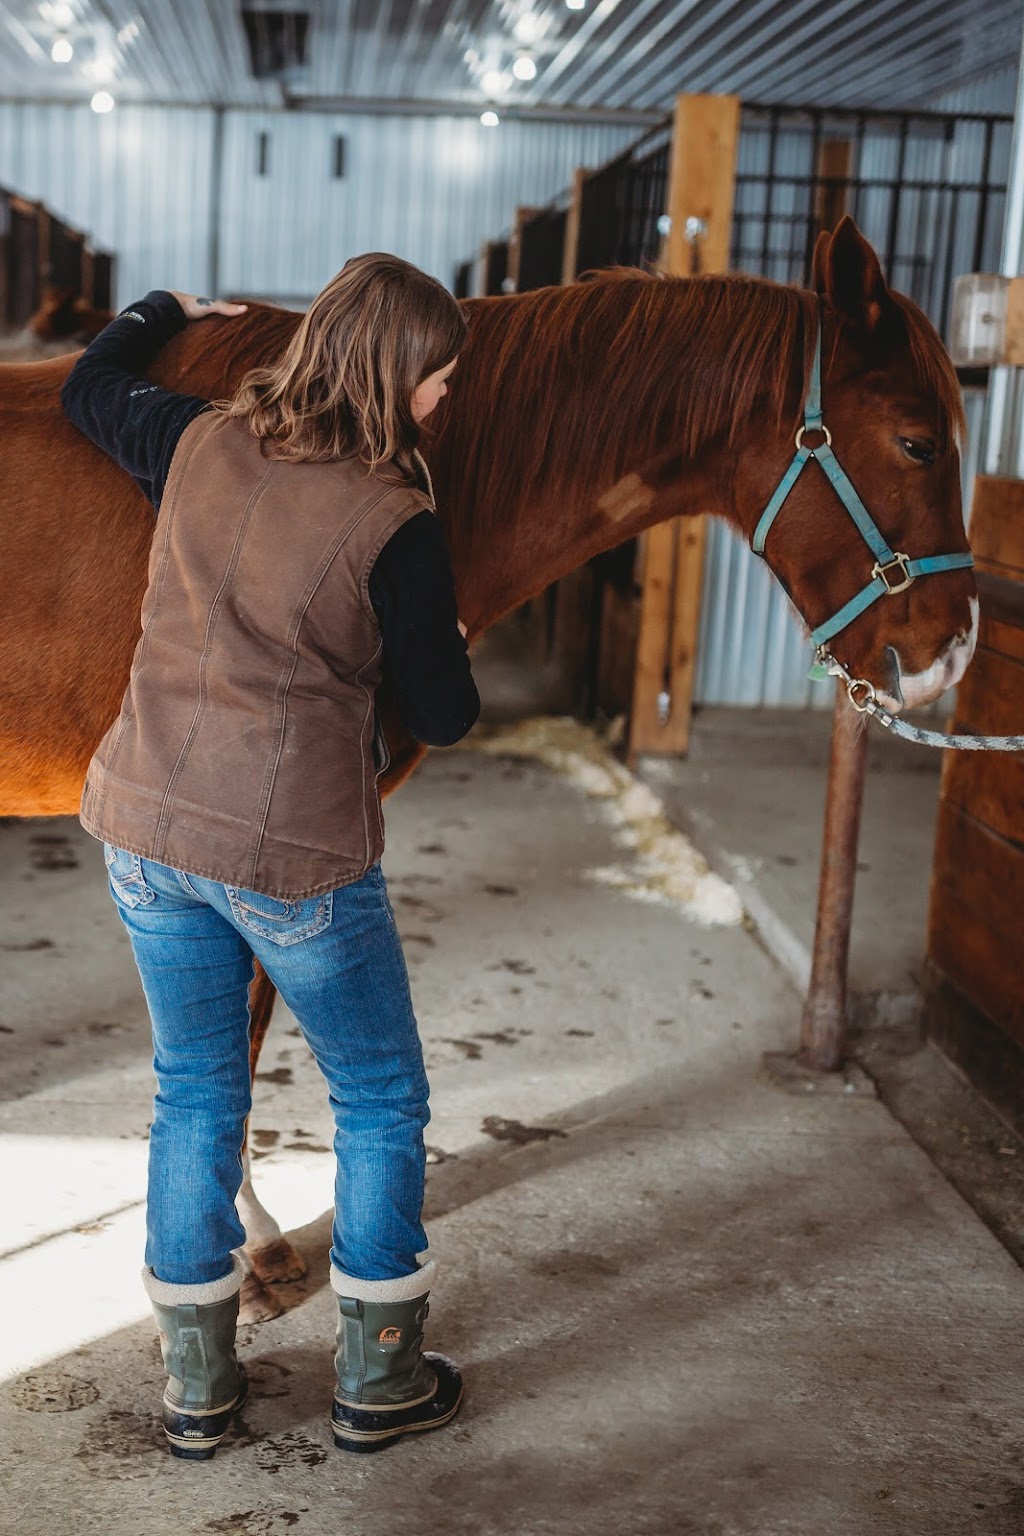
[80,411,430,899]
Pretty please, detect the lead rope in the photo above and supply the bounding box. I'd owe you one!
[816,647,1024,752]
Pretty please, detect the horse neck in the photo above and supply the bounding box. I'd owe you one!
[429,278,807,629]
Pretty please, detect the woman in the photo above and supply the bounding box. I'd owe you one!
[60,254,480,1459]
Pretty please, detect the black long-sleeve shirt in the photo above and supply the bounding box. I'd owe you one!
[60,290,479,747]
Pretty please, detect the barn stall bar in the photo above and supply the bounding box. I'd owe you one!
[3,2,1024,1530]
[460,89,1014,1082]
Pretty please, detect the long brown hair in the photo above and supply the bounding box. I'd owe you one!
[222,252,466,476]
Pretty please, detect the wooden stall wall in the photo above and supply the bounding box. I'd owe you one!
[926,476,1024,1133]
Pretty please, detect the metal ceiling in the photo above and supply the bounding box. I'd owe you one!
[0,0,1021,117]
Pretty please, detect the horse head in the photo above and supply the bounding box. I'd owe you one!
[735,217,976,711]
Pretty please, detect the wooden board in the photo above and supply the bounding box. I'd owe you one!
[968,475,1024,578]
[561,168,586,286]
[939,643,1024,847]
[928,800,1024,1045]
[627,94,740,760]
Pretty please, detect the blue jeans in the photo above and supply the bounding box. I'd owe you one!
[104,846,429,1287]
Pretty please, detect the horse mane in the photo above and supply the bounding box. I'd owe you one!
[432,269,965,547]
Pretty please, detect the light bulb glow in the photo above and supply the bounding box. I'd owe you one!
[480,110,499,128]
[90,90,114,113]
[514,12,541,41]
[566,0,585,9]
[512,56,536,81]
[51,35,73,62]
[481,69,505,94]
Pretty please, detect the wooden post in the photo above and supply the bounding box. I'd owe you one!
[507,206,540,292]
[627,94,740,762]
[815,139,853,236]
[561,168,586,285]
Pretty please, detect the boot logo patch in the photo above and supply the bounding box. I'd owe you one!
[378,1327,403,1344]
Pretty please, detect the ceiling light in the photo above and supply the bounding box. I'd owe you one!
[90,90,114,113]
[51,35,73,62]
[512,56,536,81]
[481,69,505,94]
[513,12,541,42]
[566,0,585,9]
[480,110,499,128]
[42,2,75,27]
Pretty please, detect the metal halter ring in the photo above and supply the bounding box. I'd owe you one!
[794,423,832,452]
[846,677,877,712]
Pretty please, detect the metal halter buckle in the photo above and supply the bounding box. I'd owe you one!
[871,552,914,595]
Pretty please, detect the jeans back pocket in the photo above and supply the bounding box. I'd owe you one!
[104,845,155,909]
[226,887,333,946]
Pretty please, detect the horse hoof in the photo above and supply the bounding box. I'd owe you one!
[248,1237,307,1285]
[238,1272,284,1325]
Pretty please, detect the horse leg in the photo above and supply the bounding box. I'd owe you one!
[236,958,307,1323]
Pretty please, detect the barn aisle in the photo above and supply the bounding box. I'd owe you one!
[0,739,1021,1536]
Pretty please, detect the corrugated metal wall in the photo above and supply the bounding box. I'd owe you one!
[0,102,635,305]
[922,66,1020,115]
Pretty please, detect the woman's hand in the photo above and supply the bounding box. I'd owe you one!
[167,291,248,322]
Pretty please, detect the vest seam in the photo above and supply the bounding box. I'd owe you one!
[152,457,276,859]
[92,414,215,832]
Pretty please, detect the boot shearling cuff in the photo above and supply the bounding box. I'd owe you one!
[142,1251,248,1306]
[330,1258,437,1303]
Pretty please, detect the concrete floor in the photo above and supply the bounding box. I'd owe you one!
[1,722,1023,1535]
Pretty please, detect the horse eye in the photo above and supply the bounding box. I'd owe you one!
[899,436,935,465]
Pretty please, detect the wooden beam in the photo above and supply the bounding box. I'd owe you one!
[814,139,853,235]
[507,205,541,291]
[628,94,740,762]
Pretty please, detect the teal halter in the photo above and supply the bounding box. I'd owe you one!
[751,313,974,659]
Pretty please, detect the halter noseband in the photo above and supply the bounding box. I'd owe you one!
[750,308,974,667]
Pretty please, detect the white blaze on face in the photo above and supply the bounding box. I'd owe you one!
[887,596,979,710]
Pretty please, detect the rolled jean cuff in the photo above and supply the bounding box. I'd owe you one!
[143,1251,248,1306]
[330,1257,437,1302]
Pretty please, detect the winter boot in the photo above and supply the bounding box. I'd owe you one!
[330,1260,463,1453]
[143,1255,249,1460]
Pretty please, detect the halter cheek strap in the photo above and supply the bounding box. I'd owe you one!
[751,312,974,655]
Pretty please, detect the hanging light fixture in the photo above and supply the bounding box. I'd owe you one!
[90,90,115,113]
[512,56,536,81]
[51,35,73,62]
[480,110,499,127]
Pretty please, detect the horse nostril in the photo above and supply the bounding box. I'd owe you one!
[883,645,904,707]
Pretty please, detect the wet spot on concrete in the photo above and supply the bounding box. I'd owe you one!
[566,1028,594,1037]
[484,883,518,897]
[0,936,54,952]
[473,1030,519,1047]
[256,1067,293,1086]
[0,1025,13,1034]
[776,853,799,867]
[404,932,436,947]
[11,1371,100,1412]
[206,1512,308,1535]
[28,834,79,871]
[655,1018,675,1027]
[245,1357,293,1399]
[416,843,447,856]
[442,1037,483,1061]
[285,1026,301,1038]
[74,1407,166,1475]
[86,1021,119,1036]
[284,1141,330,1153]
[486,958,535,976]
[253,1128,280,1149]
[43,1037,66,1047]
[481,1115,567,1145]
[426,1145,457,1164]
[255,1431,327,1475]
[692,981,715,1000]
[291,1127,312,1137]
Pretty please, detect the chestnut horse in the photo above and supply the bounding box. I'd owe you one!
[0,220,976,1319]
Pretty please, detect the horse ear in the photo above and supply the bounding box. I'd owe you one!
[811,230,831,295]
[820,216,888,330]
